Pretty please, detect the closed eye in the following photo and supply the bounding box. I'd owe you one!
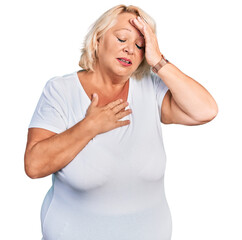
[136,44,144,50]
[117,38,125,43]
[117,38,144,50]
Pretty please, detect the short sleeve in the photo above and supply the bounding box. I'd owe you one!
[28,77,68,133]
[150,72,169,120]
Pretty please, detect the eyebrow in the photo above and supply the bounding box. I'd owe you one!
[114,28,132,32]
[114,28,144,38]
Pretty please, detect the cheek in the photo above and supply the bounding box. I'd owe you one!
[99,36,117,52]
[136,51,145,63]
[105,39,122,55]
[140,50,145,58]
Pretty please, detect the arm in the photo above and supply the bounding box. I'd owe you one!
[24,95,131,179]
[24,117,95,179]
[159,63,218,125]
[129,16,218,125]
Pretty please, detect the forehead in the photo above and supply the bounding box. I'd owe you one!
[110,13,144,38]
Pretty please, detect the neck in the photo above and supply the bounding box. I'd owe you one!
[90,63,130,91]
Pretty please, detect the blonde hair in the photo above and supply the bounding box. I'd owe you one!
[79,4,157,80]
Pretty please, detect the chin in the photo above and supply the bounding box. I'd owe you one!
[113,69,132,78]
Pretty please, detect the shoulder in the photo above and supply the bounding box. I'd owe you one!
[134,72,165,89]
[148,72,167,91]
[149,72,165,85]
[44,71,77,94]
[136,72,163,83]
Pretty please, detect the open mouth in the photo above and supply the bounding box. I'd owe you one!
[117,58,132,65]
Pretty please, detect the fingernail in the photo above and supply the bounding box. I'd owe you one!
[93,93,97,98]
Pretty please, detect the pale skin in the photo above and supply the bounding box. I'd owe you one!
[24,12,218,179]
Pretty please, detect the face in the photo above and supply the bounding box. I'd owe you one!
[96,13,145,78]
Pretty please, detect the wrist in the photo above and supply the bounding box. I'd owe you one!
[80,117,98,139]
[151,54,163,67]
[151,54,169,74]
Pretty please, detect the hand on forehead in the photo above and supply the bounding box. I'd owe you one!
[113,13,145,39]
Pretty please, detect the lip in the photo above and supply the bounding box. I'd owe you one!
[117,57,132,66]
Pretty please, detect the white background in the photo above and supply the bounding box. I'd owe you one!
[1,0,241,239]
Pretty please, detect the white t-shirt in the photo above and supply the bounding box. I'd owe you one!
[29,70,172,240]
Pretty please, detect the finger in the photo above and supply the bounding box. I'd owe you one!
[105,98,123,110]
[112,101,129,114]
[130,18,143,29]
[139,15,148,24]
[116,119,130,128]
[116,108,132,119]
[90,93,98,107]
[130,17,145,36]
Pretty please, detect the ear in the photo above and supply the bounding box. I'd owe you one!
[96,39,100,48]
[97,35,104,44]
[94,43,99,58]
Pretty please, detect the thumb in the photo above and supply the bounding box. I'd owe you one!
[91,93,98,106]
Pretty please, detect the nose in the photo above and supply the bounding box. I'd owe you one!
[123,44,134,55]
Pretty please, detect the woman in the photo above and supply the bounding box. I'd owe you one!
[24,4,218,240]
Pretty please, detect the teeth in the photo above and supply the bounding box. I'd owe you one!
[119,58,131,64]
